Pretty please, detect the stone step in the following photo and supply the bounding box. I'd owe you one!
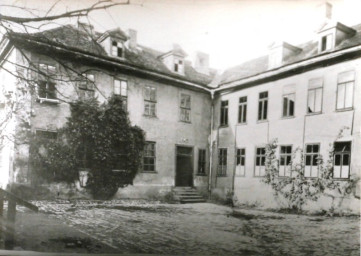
[180,198,206,203]
[178,195,204,199]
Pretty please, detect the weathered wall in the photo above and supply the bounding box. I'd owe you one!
[14,50,212,198]
[213,58,361,212]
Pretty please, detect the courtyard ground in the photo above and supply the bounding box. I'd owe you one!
[10,200,361,255]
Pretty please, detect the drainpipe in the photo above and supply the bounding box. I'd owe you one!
[231,123,237,195]
[208,90,214,198]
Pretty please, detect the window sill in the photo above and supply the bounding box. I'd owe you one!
[196,173,207,176]
[36,98,59,104]
[281,116,295,120]
[306,112,322,116]
[332,178,350,181]
[237,122,247,126]
[216,175,227,177]
[141,171,158,174]
[143,115,158,119]
[219,125,229,128]
[253,175,265,178]
[335,108,353,113]
[257,120,268,124]
[235,175,246,177]
[180,120,192,124]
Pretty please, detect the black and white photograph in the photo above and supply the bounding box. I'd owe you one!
[0,0,360,255]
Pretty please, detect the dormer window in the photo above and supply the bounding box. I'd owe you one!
[174,59,184,73]
[321,34,333,52]
[111,40,123,58]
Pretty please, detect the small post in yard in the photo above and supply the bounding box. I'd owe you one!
[0,194,4,248]
[5,199,16,250]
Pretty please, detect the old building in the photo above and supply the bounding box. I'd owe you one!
[211,4,361,211]
[0,3,360,211]
[0,23,215,198]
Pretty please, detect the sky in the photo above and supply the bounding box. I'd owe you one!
[3,0,361,71]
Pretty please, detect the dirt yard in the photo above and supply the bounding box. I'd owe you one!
[12,200,360,255]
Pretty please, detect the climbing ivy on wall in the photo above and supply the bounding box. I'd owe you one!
[262,130,358,213]
[30,96,145,199]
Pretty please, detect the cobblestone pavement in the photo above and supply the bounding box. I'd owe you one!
[20,200,360,255]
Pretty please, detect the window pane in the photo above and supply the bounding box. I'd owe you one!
[344,82,353,108]
[314,88,322,112]
[120,81,127,96]
[337,84,345,109]
[263,100,268,119]
[334,154,341,166]
[289,96,295,116]
[283,97,288,116]
[341,166,349,178]
[114,80,121,95]
[307,89,315,113]
[47,83,56,99]
[342,154,350,166]
[305,155,311,166]
[258,101,263,120]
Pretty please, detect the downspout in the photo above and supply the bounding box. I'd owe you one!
[231,124,238,195]
[208,90,214,199]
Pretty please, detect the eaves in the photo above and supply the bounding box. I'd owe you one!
[7,36,212,94]
[215,44,361,95]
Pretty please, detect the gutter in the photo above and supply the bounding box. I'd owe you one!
[214,44,361,93]
[9,36,213,94]
[208,90,214,198]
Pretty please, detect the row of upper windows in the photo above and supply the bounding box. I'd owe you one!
[217,141,351,180]
[35,64,192,123]
[219,71,355,126]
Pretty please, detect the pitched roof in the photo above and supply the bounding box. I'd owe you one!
[220,23,361,86]
[7,25,215,88]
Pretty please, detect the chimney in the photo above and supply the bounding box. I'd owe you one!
[127,29,137,49]
[268,41,301,69]
[194,51,210,75]
[77,22,94,35]
[315,2,332,30]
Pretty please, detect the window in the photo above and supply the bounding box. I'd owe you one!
[111,41,123,57]
[217,148,227,176]
[282,93,295,117]
[236,148,246,176]
[238,96,247,124]
[307,78,323,114]
[198,149,206,175]
[258,92,268,121]
[220,100,228,126]
[337,71,354,110]
[114,79,127,109]
[78,73,95,100]
[321,34,333,52]
[144,86,157,117]
[333,142,351,179]
[304,144,320,178]
[180,94,191,122]
[35,130,57,140]
[255,147,266,176]
[279,146,292,177]
[38,64,57,100]
[143,142,156,172]
[174,59,184,73]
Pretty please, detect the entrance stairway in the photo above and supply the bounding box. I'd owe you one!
[173,187,206,204]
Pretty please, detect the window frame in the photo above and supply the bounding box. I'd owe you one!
[307,87,323,115]
[180,93,191,123]
[174,58,184,73]
[220,100,229,127]
[197,149,207,175]
[238,96,247,124]
[258,91,268,121]
[143,141,156,173]
[144,86,157,117]
[235,148,246,177]
[279,145,293,177]
[333,141,351,180]
[113,78,128,109]
[254,147,266,177]
[217,148,227,177]
[304,143,320,178]
[78,73,95,100]
[37,63,58,102]
[336,77,354,111]
[282,93,295,118]
[111,40,124,58]
[320,34,333,52]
